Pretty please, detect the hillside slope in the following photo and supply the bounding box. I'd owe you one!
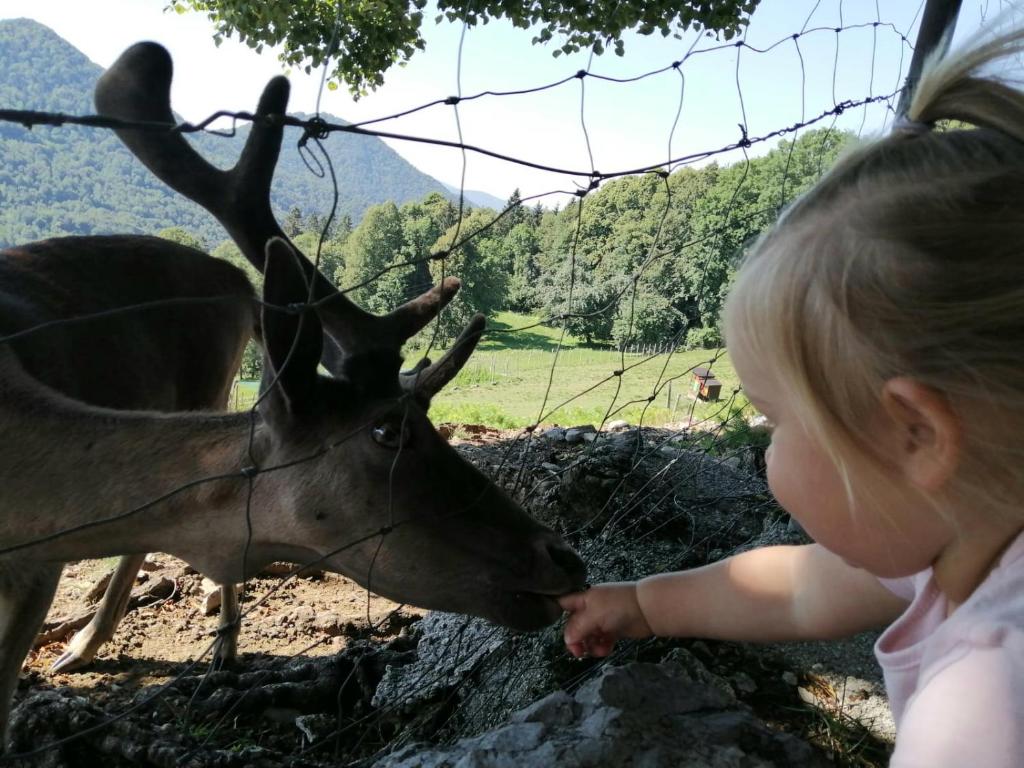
[0,18,464,247]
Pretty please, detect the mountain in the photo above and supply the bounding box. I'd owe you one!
[0,18,462,248]
[441,182,506,211]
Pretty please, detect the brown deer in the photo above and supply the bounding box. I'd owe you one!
[0,43,585,740]
[7,235,252,675]
[43,38,573,675]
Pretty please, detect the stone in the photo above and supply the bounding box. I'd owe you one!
[510,690,578,726]
[474,722,546,751]
[564,425,597,444]
[606,420,630,431]
[542,427,566,442]
[731,671,758,694]
[201,579,221,615]
[372,661,829,768]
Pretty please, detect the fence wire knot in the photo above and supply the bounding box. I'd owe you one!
[737,123,751,148]
[297,116,330,152]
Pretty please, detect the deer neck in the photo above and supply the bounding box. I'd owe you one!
[0,363,269,574]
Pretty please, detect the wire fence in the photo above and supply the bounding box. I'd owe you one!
[0,0,971,765]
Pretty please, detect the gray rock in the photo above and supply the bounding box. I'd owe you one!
[731,671,758,694]
[373,613,507,711]
[542,427,566,442]
[372,662,829,768]
[510,690,578,726]
[606,419,630,431]
[565,425,597,443]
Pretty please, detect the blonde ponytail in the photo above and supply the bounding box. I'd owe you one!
[724,13,1024,522]
[909,20,1024,141]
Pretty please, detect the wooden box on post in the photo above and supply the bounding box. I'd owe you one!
[690,367,722,402]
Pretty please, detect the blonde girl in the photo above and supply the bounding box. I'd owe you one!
[559,20,1024,766]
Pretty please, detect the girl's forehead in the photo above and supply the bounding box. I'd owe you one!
[727,330,766,381]
[729,339,785,409]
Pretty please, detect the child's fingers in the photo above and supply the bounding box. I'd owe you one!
[565,640,587,658]
[588,634,616,657]
[557,591,586,612]
[563,606,615,656]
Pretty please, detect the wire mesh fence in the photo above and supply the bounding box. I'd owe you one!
[0,0,973,765]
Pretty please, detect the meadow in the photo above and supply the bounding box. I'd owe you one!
[232,312,745,430]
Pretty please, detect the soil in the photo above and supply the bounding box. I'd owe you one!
[26,559,421,702]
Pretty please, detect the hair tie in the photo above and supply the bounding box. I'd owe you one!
[892,116,934,138]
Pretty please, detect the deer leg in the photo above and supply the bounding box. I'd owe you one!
[0,564,61,747]
[51,554,144,673]
[212,584,239,669]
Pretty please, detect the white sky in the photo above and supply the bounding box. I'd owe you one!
[0,1,999,204]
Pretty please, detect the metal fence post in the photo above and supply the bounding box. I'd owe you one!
[896,0,964,117]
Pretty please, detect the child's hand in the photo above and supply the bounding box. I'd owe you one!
[558,582,654,657]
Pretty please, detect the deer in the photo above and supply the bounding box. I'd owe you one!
[0,42,586,742]
[40,38,569,675]
[7,235,253,676]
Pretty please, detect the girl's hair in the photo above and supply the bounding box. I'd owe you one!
[724,18,1024,520]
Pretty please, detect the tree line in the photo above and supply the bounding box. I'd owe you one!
[160,127,847,376]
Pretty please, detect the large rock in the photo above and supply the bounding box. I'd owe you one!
[373,661,829,768]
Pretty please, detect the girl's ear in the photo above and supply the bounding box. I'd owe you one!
[879,378,961,491]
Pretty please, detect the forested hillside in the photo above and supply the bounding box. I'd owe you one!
[0,18,459,247]
[309,128,849,353]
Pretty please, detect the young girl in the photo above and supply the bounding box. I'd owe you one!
[559,23,1024,766]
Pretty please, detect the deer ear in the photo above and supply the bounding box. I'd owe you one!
[260,238,323,417]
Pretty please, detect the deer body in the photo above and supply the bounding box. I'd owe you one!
[0,236,256,735]
[3,237,250,673]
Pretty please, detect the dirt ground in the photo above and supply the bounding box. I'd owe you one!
[25,557,421,700]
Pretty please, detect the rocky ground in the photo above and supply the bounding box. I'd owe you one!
[10,423,895,767]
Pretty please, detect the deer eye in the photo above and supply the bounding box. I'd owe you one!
[371,422,409,450]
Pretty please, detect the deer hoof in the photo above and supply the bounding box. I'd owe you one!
[50,646,96,673]
[212,635,238,670]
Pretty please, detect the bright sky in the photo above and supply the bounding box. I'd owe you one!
[0,1,999,204]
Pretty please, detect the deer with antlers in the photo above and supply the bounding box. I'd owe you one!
[0,42,585,742]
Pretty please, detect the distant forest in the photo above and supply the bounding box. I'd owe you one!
[191,127,848,368]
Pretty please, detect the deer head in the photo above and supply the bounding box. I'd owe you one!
[93,43,586,630]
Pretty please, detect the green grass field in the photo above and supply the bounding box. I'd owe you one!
[231,311,747,429]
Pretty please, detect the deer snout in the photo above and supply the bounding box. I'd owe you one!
[532,532,587,592]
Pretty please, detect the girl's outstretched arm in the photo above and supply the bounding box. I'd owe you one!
[561,543,908,656]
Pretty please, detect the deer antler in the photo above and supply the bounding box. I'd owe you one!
[401,313,487,400]
[93,43,470,369]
